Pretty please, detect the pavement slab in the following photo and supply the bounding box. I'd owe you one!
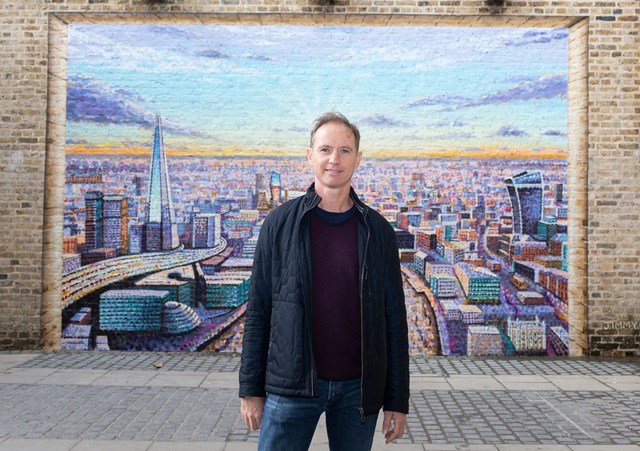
[495,446,572,451]
[422,446,499,450]
[592,375,640,391]
[0,439,79,451]
[70,440,152,450]
[91,370,156,387]
[446,375,506,390]
[0,354,42,372]
[221,443,258,451]
[37,369,108,386]
[569,446,640,451]
[411,376,452,391]
[145,371,208,388]
[545,376,614,392]
[200,372,239,389]
[148,441,226,450]
[0,367,57,384]
[493,382,558,391]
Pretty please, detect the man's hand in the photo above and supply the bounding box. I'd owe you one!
[241,396,265,431]
[382,410,406,444]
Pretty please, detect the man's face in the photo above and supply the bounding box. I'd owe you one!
[306,121,362,193]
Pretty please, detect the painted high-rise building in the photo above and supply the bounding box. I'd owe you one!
[504,170,544,236]
[145,115,178,251]
[103,195,128,256]
[128,222,145,254]
[84,191,104,249]
[133,175,143,197]
[554,183,564,203]
[474,194,485,226]
[270,171,282,207]
[255,173,265,192]
[253,173,265,209]
[192,213,221,249]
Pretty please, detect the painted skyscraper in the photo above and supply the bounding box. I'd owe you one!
[145,115,178,251]
[84,191,104,249]
[504,170,544,236]
[270,171,281,207]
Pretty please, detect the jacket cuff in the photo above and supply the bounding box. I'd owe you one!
[383,399,409,414]
[238,383,266,398]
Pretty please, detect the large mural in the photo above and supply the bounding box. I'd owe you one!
[63,24,569,356]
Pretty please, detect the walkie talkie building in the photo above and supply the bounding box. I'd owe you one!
[504,170,544,237]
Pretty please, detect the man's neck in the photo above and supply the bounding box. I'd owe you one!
[314,184,354,213]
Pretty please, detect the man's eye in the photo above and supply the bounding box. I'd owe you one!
[341,148,351,154]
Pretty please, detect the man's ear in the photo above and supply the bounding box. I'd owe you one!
[306,147,313,164]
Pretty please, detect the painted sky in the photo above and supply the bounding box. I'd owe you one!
[66,25,568,158]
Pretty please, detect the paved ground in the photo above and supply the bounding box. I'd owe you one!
[0,352,638,451]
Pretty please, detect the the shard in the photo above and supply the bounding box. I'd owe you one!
[145,114,178,251]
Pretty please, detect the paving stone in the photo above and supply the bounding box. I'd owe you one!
[200,372,239,389]
[569,447,640,451]
[495,446,572,451]
[92,370,156,387]
[70,440,152,450]
[447,376,506,391]
[148,443,226,450]
[145,372,208,388]
[38,369,108,386]
[0,355,43,373]
[592,376,640,391]
[222,443,257,451]
[422,446,499,450]
[545,376,614,392]
[412,376,452,391]
[0,374,49,385]
[0,439,78,450]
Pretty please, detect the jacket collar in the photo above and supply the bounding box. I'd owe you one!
[304,183,368,215]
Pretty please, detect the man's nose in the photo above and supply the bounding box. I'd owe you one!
[329,149,340,163]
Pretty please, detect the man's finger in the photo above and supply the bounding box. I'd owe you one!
[382,411,392,434]
[384,421,402,443]
[240,396,265,431]
[247,416,256,431]
[383,411,407,444]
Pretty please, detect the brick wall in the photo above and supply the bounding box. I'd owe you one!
[0,0,638,356]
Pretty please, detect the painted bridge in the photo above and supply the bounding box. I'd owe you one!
[62,239,227,308]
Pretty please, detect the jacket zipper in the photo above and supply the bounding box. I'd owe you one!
[354,197,370,423]
[304,192,321,397]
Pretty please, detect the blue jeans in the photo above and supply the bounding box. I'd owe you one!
[258,378,379,451]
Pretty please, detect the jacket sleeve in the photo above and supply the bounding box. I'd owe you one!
[239,216,273,398]
[383,229,410,413]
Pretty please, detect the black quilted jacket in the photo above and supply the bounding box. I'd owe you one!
[239,184,409,416]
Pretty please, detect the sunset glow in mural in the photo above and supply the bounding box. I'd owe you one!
[66,25,568,158]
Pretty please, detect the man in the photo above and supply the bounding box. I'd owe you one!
[239,112,409,450]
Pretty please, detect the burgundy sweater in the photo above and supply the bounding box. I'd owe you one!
[310,206,361,380]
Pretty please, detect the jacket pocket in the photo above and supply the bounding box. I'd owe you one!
[265,300,306,389]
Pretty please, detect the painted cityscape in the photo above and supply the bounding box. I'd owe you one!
[63,24,569,356]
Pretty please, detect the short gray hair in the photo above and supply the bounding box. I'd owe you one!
[309,112,360,151]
